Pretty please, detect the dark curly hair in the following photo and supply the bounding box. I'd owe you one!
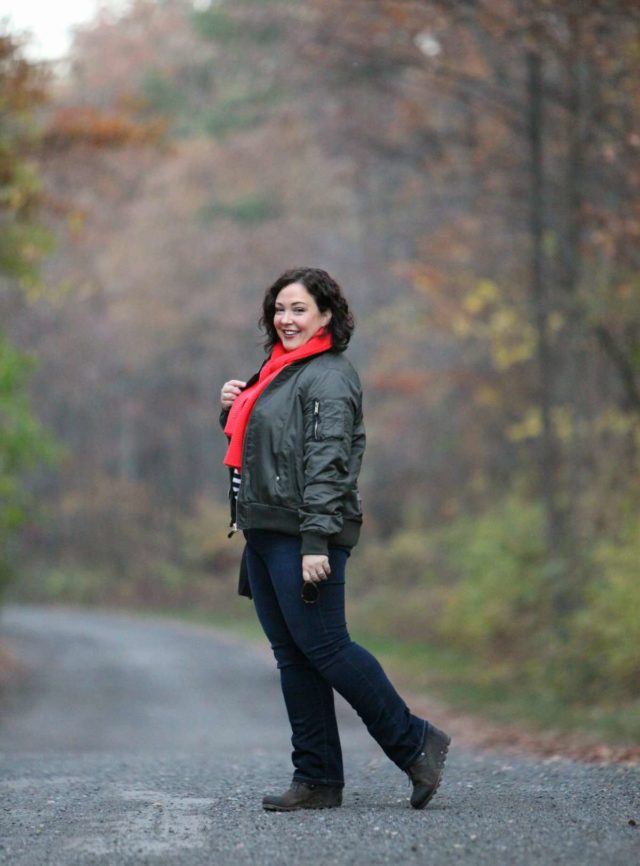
[260,267,355,353]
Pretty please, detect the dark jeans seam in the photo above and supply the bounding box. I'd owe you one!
[312,666,338,785]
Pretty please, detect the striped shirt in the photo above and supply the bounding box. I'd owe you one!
[231,468,241,502]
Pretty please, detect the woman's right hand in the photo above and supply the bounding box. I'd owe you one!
[220,379,247,410]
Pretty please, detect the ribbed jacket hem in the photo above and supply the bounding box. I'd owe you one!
[236,501,361,551]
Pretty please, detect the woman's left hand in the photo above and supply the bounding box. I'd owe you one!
[302,554,331,583]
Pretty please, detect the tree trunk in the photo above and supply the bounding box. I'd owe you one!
[526,46,565,570]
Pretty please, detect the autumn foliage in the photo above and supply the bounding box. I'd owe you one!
[43,105,166,150]
[2,1,640,736]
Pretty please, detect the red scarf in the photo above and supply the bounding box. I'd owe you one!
[223,330,333,470]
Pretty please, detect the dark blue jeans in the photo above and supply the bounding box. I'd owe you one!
[244,528,426,787]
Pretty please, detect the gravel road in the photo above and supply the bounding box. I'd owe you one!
[0,604,638,866]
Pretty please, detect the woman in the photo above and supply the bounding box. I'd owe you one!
[219,267,450,811]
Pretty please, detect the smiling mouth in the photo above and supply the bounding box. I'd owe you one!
[281,330,300,337]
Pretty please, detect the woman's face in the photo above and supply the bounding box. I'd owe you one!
[274,283,332,352]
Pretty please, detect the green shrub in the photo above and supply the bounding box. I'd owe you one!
[351,529,440,589]
[566,520,640,700]
[0,335,58,597]
[349,496,639,712]
[435,498,553,657]
[12,563,108,604]
[349,500,553,656]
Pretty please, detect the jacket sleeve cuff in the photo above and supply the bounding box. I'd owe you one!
[301,532,329,556]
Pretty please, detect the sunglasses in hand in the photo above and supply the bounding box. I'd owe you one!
[301,581,320,604]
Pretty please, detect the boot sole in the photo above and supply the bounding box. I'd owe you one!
[263,801,342,812]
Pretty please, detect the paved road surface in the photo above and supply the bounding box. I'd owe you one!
[0,605,638,865]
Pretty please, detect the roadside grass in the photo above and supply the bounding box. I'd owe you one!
[346,631,640,744]
[133,605,640,745]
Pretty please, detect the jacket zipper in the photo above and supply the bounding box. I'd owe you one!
[229,369,296,536]
[313,400,320,440]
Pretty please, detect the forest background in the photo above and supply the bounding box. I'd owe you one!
[2,0,639,743]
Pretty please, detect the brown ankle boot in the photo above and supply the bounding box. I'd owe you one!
[262,781,343,812]
[406,723,451,809]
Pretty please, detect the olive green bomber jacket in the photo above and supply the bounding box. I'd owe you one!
[220,350,365,556]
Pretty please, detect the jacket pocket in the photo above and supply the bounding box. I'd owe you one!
[311,399,347,441]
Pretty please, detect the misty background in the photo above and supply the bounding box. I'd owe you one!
[1,0,639,743]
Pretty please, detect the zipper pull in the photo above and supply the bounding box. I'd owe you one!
[227,523,239,539]
[313,400,320,440]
